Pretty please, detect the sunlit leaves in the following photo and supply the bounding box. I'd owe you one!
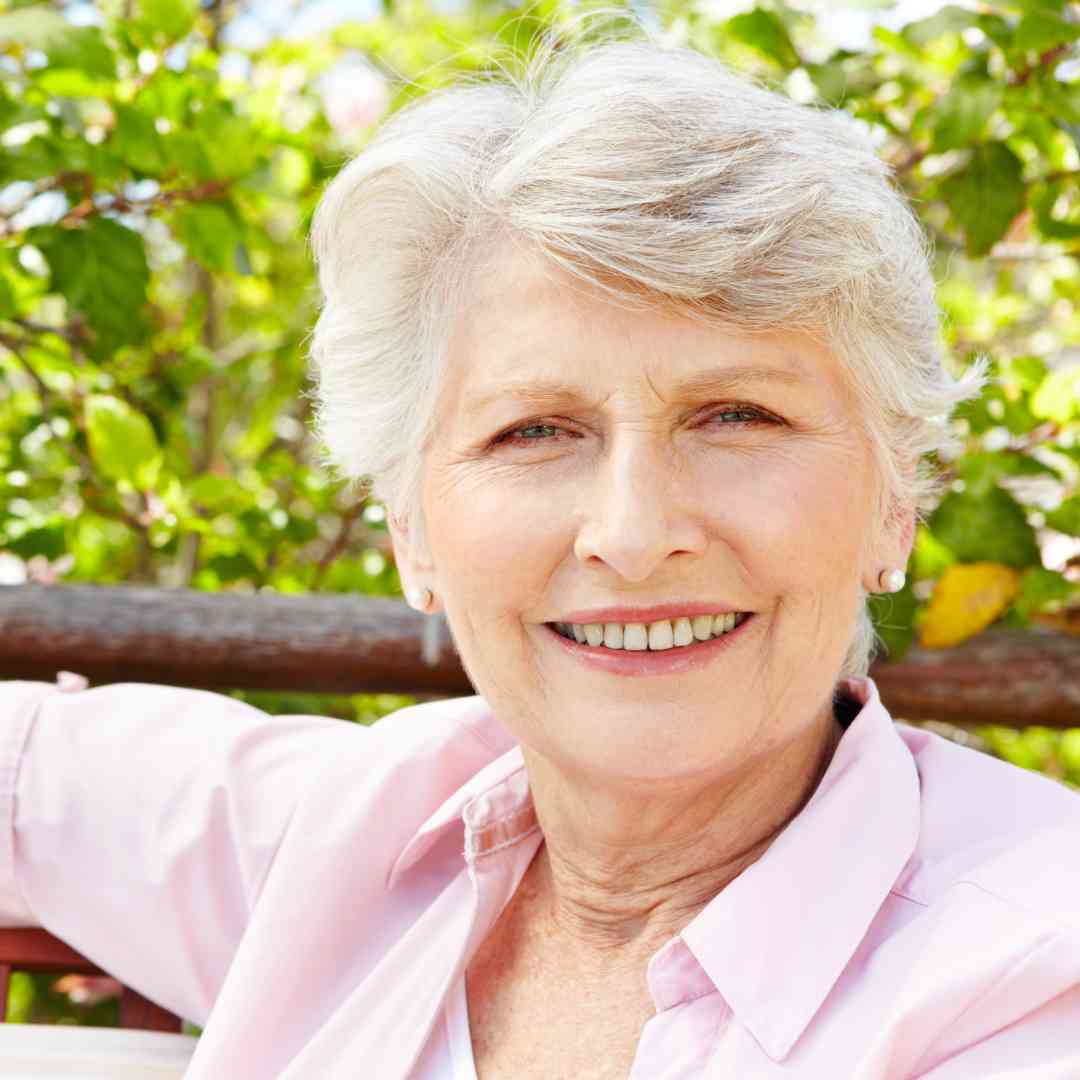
[1030,365,1080,423]
[134,0,198,45]
[0,8,115,80]
[720,9,799,69]
[84,395,162,490]
[1011,10,1080,54]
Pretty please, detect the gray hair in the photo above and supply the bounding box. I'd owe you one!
[307,20,988,680]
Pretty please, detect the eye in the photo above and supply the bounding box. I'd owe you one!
[493,421,571,446]
[704,406,777,427]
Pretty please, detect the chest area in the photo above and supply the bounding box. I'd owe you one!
[462,900,659,1080]
[465,958,654,1080]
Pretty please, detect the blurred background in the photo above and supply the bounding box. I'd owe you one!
[2,0,1080,1027]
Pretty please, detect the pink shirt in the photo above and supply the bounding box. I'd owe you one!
[1,674,1079,1078]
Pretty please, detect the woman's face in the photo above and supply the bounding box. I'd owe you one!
[392,249,912,784]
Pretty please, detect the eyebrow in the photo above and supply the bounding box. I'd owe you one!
[466,365,808,415]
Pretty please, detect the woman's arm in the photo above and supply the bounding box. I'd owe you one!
[0,677,356,1027]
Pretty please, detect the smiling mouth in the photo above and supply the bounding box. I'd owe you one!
[546,612,752,652]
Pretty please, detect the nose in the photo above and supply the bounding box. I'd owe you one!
[573,431,707,582]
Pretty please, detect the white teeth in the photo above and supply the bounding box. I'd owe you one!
[647,621,674,650]
[558,613,747,651]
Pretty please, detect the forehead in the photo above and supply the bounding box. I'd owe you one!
[444,245,849,405]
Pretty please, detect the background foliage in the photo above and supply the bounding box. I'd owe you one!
[3,0,1080,1026]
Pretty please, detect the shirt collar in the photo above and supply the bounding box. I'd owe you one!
[678,676,921,1060]
[386,731,531,890]
[388,677,921,1063]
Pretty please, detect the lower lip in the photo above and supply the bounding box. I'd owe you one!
[542,615,755,677]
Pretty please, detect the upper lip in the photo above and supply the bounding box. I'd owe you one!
[553,602,749,625]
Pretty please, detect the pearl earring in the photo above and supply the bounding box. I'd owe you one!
[406,586,433,611]
[877,569,906,594]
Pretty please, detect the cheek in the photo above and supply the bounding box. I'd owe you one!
[702,445,870,580]
[424,463,565,608]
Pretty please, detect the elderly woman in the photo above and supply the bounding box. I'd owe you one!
[3,29,1080,1080]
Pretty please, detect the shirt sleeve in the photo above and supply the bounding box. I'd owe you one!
[916,979,1080,1078]
[0,676,359,1026]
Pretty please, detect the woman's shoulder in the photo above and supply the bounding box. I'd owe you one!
[892,720,1080,926]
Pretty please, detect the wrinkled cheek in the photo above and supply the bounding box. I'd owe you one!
[424,480,552,653]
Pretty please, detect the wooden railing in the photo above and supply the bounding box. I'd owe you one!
[1,583,1079,727]
[0,581,1078,1032]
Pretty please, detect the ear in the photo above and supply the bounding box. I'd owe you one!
[387,507,441,611]
[878,496,917,586]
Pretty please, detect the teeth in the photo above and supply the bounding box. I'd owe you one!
[556,613,747,651]
[648,621,674,650]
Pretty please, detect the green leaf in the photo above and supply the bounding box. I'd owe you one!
[1012,11,1080,54]
[1030,364,1080,423]
[195,105,260,179]
[110,103,168,176]
[34,219,150,357]
[171,203,244,273]
[902,5,980,46]
[1045,495,1080,535]
[1036,76,1080,124]
[0,273,15,320]
[912,526,957,580]
[1013,566,1076,618]
[84,394,162,489]
[1004,354,1049,391]
[929,487,1040,567]
[992,0,1066,13]
[938,142,1026,256]
[135,0,197,42]
[0,9,115,79]
[722,9,800,69]
[955,450,1061,497]
[1032,182,1080,239]
[930,73,1001,152]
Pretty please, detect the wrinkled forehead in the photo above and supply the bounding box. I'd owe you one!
[443,243,854,410]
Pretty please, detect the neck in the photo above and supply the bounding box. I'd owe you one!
[518,701,845,958]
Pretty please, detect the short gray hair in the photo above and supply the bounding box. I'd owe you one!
[307,21,988,680]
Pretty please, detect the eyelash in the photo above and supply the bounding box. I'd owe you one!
[494,407,777,446]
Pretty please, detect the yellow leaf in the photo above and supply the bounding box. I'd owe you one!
[919,563,1021,649]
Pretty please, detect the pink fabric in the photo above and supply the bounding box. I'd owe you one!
[1,675,1078,1078]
